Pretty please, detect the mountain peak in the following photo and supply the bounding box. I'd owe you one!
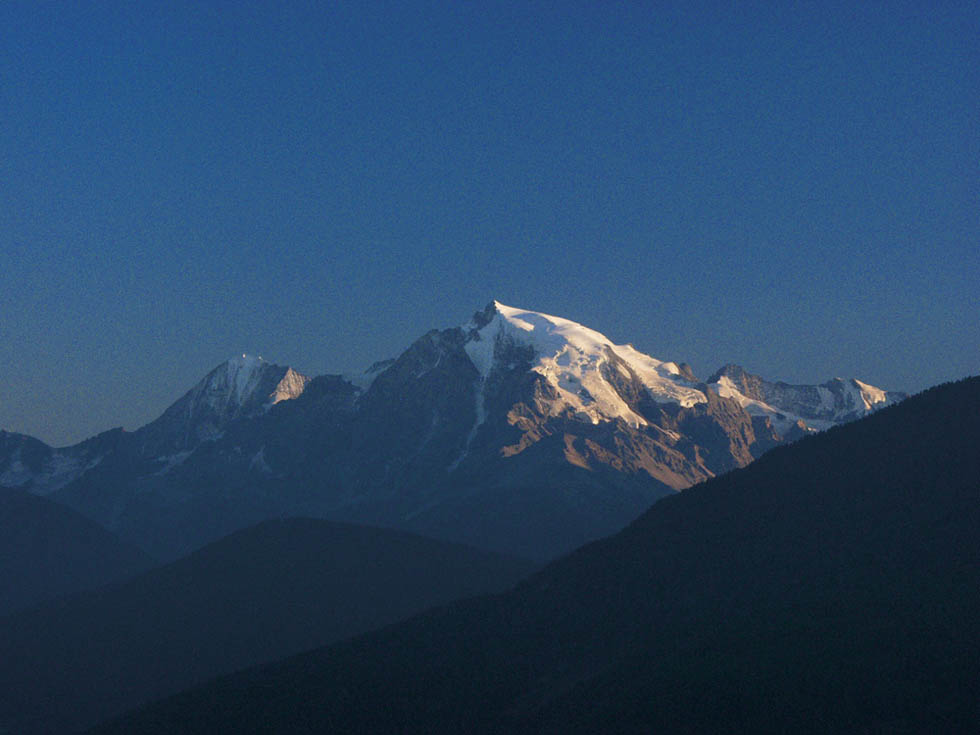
[134,356,310,454]
[217,354,270,403]
[202,355,310,413]
[227,352,264,366]
[463,302,706,427]
[209,354,274,406]
[470,301,499,329]
[707,364,905,433]
[707,363,750,383]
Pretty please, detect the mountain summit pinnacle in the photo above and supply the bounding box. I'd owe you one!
[463,301,706,427]
[135,356,310,454]
[470,300,500,330]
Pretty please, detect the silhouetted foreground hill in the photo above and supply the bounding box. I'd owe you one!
[0,488,153,615]
[95,377,980,734]
[0,519,536,734]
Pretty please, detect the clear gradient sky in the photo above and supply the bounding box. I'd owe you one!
[2,1,977,446]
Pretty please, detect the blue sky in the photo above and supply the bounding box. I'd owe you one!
[2,1,977,445]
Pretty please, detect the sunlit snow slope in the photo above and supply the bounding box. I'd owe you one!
[463,302,899,435]
[464,301,706,428]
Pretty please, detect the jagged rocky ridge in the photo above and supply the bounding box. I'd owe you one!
[708,363,906,434]
[0,302,905,560]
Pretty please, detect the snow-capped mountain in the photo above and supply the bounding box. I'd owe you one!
[0,301,906,561]
[136,354,309,456]
[464,302,705,427]
[708,363,906,434]
[461,302,901,436]
[0,356,310,499]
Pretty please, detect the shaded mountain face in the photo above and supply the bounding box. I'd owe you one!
[0,488,154,615]
[134,354,310,457]
[94,377,980,735]
[0,518,536,735]
[0,356,309,498]
[0,428,124,497]
[1,303,903,561]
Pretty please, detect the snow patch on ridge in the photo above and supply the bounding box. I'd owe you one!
[852,379,888,410]
[216,354,267,408]
[448,377,488,473]
[711,376,830,434]
[345,359,395,392]
[249,446,273,474]
[610,343,705,407]
[154,451,192,476]
[0,457,30,488]
[0,449,101,496]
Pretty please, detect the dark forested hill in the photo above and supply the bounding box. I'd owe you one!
[95,377,980,734]
[0,487,153,615]
[0,518,536,735]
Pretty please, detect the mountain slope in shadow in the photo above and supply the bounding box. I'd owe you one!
[0,487,154,615]
[94,376,980,734]
[0,518,537,735]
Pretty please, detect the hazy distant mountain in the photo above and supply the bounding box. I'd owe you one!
[94,377,980,735]
[0,428,124,497]
[0,487,153,615]
[1,302,905,561]
[135,354,310,457]
[0,518,535,735]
